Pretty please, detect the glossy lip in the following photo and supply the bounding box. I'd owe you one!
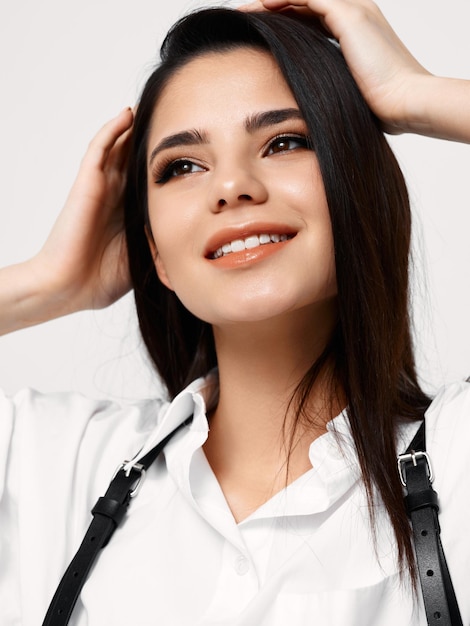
[204,223,297,259]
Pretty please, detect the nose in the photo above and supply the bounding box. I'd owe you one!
[209,162,268,212]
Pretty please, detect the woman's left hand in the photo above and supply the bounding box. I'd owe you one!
[240,0,430,135]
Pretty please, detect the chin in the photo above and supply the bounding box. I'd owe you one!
[191,298,326,327]
[175,280,337,327]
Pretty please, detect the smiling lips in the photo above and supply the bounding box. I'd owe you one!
[210,233,295,259]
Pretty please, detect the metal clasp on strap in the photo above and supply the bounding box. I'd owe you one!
[397,450,434,487]
[111,460,146,498]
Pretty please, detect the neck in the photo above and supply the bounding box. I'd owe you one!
[212,299,339,424]
[203,300,343,520]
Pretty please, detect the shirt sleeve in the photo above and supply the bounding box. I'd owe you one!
[0,387,164,625]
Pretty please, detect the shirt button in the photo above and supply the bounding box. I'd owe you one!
[234,554,250,576]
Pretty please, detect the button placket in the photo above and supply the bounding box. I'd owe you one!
[199,540,258,622]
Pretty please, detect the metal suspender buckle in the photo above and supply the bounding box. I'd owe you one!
[397,450,434,487]
[111,460,146,498]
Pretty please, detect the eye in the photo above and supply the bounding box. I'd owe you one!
[154,159,205,184]
[264,134,310,156]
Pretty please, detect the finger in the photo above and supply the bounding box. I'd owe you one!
[250,0,338,40]
[255,0,306,8]
[84,108,134,171]
[239,0,326,25]
[106,122,133,173]
[238,1,266,11]
[254,0,333,13]
[238,0,305,11]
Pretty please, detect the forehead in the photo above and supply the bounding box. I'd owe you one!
[149,48,298,140]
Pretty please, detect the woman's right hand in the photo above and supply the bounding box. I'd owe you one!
[0,108,134,335]
[241,0,470,142]
[241,0,430,135]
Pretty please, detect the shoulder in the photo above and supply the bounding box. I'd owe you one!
[0,387,168,498]
[0,386,167,443]
[423,378,470,512]
[424,380,470,617]
[425,378,470,447]
[423,379,470,477]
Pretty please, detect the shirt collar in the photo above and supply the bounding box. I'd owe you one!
[130,374,420,524]
[126,374,213,470]
[163,375,362,522]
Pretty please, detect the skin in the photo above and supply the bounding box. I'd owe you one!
[145,48,339,520]
[1,0,469,516]
[1,0,469,338]
[241,0,470,142]
[146,48,336,327]
[0,109,134,333]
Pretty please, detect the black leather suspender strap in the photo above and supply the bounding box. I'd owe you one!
[42,414,462,626]
[42,416,193,626]
[398,421,463,626]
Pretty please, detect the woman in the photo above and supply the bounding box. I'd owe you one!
[1,1,469,624]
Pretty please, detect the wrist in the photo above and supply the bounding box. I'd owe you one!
[399,73,437,136]
[0,258,77,336]
[399,74,470,142]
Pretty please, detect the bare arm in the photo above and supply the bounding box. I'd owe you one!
[241,0,470,143]
[0,108,133,336]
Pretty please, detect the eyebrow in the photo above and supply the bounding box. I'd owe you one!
[149,129,208,167]
[148,108,304,167]
[245,108,303,133]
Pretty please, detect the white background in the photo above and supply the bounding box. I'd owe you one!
[0,0,469,400]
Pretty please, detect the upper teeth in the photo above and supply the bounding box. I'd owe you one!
[212,233,291,259]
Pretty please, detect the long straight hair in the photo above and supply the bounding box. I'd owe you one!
[124,8,431,579]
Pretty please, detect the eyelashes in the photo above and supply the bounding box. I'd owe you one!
[152,133,312,185]
[154,159,205,184]
[263,133,310,156]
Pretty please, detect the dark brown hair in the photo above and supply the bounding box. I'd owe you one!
[124,8,431,578]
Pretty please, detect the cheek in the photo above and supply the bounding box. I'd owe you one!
[147,181,212,315]
[288,168,336,296]
[148,223,176,287]
[272,156,328,213]
[148,211,198,298]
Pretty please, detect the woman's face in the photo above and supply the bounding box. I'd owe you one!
[146,47,336,327]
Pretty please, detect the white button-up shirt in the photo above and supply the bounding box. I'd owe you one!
[1,374,469,625]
